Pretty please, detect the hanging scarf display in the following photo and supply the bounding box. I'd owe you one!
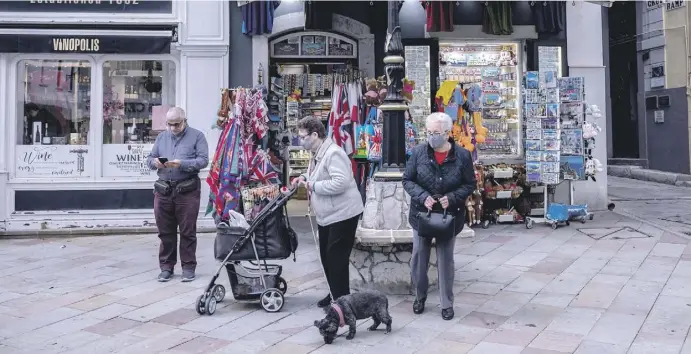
[482,1,514,35]
[206,88,276,223]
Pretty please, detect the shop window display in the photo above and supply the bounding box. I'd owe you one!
[101,60,176,178]
[18,59,91,146]
[16,59,94,178]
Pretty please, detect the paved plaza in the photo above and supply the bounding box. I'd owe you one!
[2,177,691,353]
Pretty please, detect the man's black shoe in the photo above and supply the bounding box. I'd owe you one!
[413,297,426,314]
[441,307,455,320]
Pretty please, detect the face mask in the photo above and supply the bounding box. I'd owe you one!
[428,134,447,149]
[300,133,318,151]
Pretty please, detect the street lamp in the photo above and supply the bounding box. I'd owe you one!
[377,0,407,177]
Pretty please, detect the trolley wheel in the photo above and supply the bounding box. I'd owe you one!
[260,288,285,313]
[566,221,571,226]
[211,284,226,302]
[482,220,490,229]
[277,277,288,294]
[581,218,587,224]
[551,222,558,230]
[205,294,217,315]
[195,295,206,315]
[589,214,594,220]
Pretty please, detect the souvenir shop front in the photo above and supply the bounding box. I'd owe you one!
[0,0,230,234]
[401,1,608,228]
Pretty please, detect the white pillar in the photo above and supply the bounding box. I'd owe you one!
[566,2,608,210]
[178,0,229,216]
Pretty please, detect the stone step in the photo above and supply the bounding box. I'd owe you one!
[608,165,691,186]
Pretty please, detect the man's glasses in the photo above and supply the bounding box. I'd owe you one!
[168,122,184,128]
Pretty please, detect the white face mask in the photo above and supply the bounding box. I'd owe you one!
[300,132,319,152]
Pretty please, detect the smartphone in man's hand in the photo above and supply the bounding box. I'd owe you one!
[158,157,169,164]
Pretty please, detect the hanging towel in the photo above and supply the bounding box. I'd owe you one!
[531,1,565,34]
[420,1,454,32]
[482,1,514,35]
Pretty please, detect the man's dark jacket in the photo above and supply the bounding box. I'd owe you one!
[402,139,477,235]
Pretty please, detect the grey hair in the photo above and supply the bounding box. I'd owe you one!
[166,107,186,121]
[426,112,453,132]
[297,116,327,139]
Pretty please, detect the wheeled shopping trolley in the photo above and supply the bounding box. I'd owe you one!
[196,188,299,315]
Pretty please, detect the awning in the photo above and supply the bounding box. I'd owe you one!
[0,27,174,54]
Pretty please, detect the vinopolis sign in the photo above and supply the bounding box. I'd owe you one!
[0,0,172,14]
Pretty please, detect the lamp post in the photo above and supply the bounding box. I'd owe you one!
[377,0,407,177]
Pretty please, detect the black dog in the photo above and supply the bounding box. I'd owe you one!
[313,290,392,344]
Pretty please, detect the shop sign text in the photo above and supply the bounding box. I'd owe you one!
[52,38,99,52]
[667,0,685,10]
[0,0,172,13]
[15,145,91,178]
[102,144,155,177]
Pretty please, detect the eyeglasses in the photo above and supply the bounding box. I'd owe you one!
[167,121,184,128]
[426,131,449,137]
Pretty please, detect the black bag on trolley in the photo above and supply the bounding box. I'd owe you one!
[213,205,298,262]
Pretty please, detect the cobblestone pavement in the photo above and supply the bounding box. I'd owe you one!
[609,175,691,236]
[3,196,691,353]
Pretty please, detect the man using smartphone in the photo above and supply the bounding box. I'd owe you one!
[147,107,209,282]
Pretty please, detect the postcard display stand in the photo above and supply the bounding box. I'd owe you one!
[522,72,594,229]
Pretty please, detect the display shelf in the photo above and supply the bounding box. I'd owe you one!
[439,42,522,160]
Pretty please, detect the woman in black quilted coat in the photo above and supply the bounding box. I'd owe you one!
[402,112,476,321]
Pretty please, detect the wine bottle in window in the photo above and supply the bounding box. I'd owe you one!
[35,127,41,144]
[42,123,51,144]
[130,117,138,142]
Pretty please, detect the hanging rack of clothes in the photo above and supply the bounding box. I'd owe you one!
[206,87,280,223]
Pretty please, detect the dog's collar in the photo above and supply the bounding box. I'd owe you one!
[331,303,346,328]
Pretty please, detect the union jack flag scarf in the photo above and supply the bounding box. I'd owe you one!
[328,84,354,156]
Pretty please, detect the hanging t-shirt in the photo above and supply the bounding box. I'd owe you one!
[242,1,280,36]
[420,1,454,32]
[482,1,514,35]
[531,1,565,34]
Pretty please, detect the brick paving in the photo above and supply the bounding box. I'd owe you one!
[3,189,691,352]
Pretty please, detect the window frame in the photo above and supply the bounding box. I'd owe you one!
[7,53,179,184]
[94,54,179,182]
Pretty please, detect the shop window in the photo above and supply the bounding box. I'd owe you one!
[101,60,176,178]
[16,59,93,178]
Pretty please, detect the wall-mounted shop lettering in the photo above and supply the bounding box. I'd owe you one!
[666,0,685,10]
[0,0,172,13]
[0,34,171,54]
[52,38,100,52]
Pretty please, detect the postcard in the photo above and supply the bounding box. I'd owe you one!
[560,155,585,180]
[546,103,560,118]
[526,161,541,174]
[541,118,559,130]
[525,140,541,150]
[526,71,539,89]
[542,151,560,162]
[527,172,541,182]
[526,129,542,140]
[541,162,560,173]
[541,71,558,88]
[542,129,559,140]
[561,129,584,155]
[543,138,560,151]
[544,88,560,103]
[526,150,541,161]
[526,118,542,129]
[541,172,559,185]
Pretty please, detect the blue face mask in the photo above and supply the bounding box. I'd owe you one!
[428,134,447,149]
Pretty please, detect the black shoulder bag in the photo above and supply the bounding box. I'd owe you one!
[416,195,456,241]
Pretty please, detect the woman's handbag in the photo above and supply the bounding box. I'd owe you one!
[417,195,456,241]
